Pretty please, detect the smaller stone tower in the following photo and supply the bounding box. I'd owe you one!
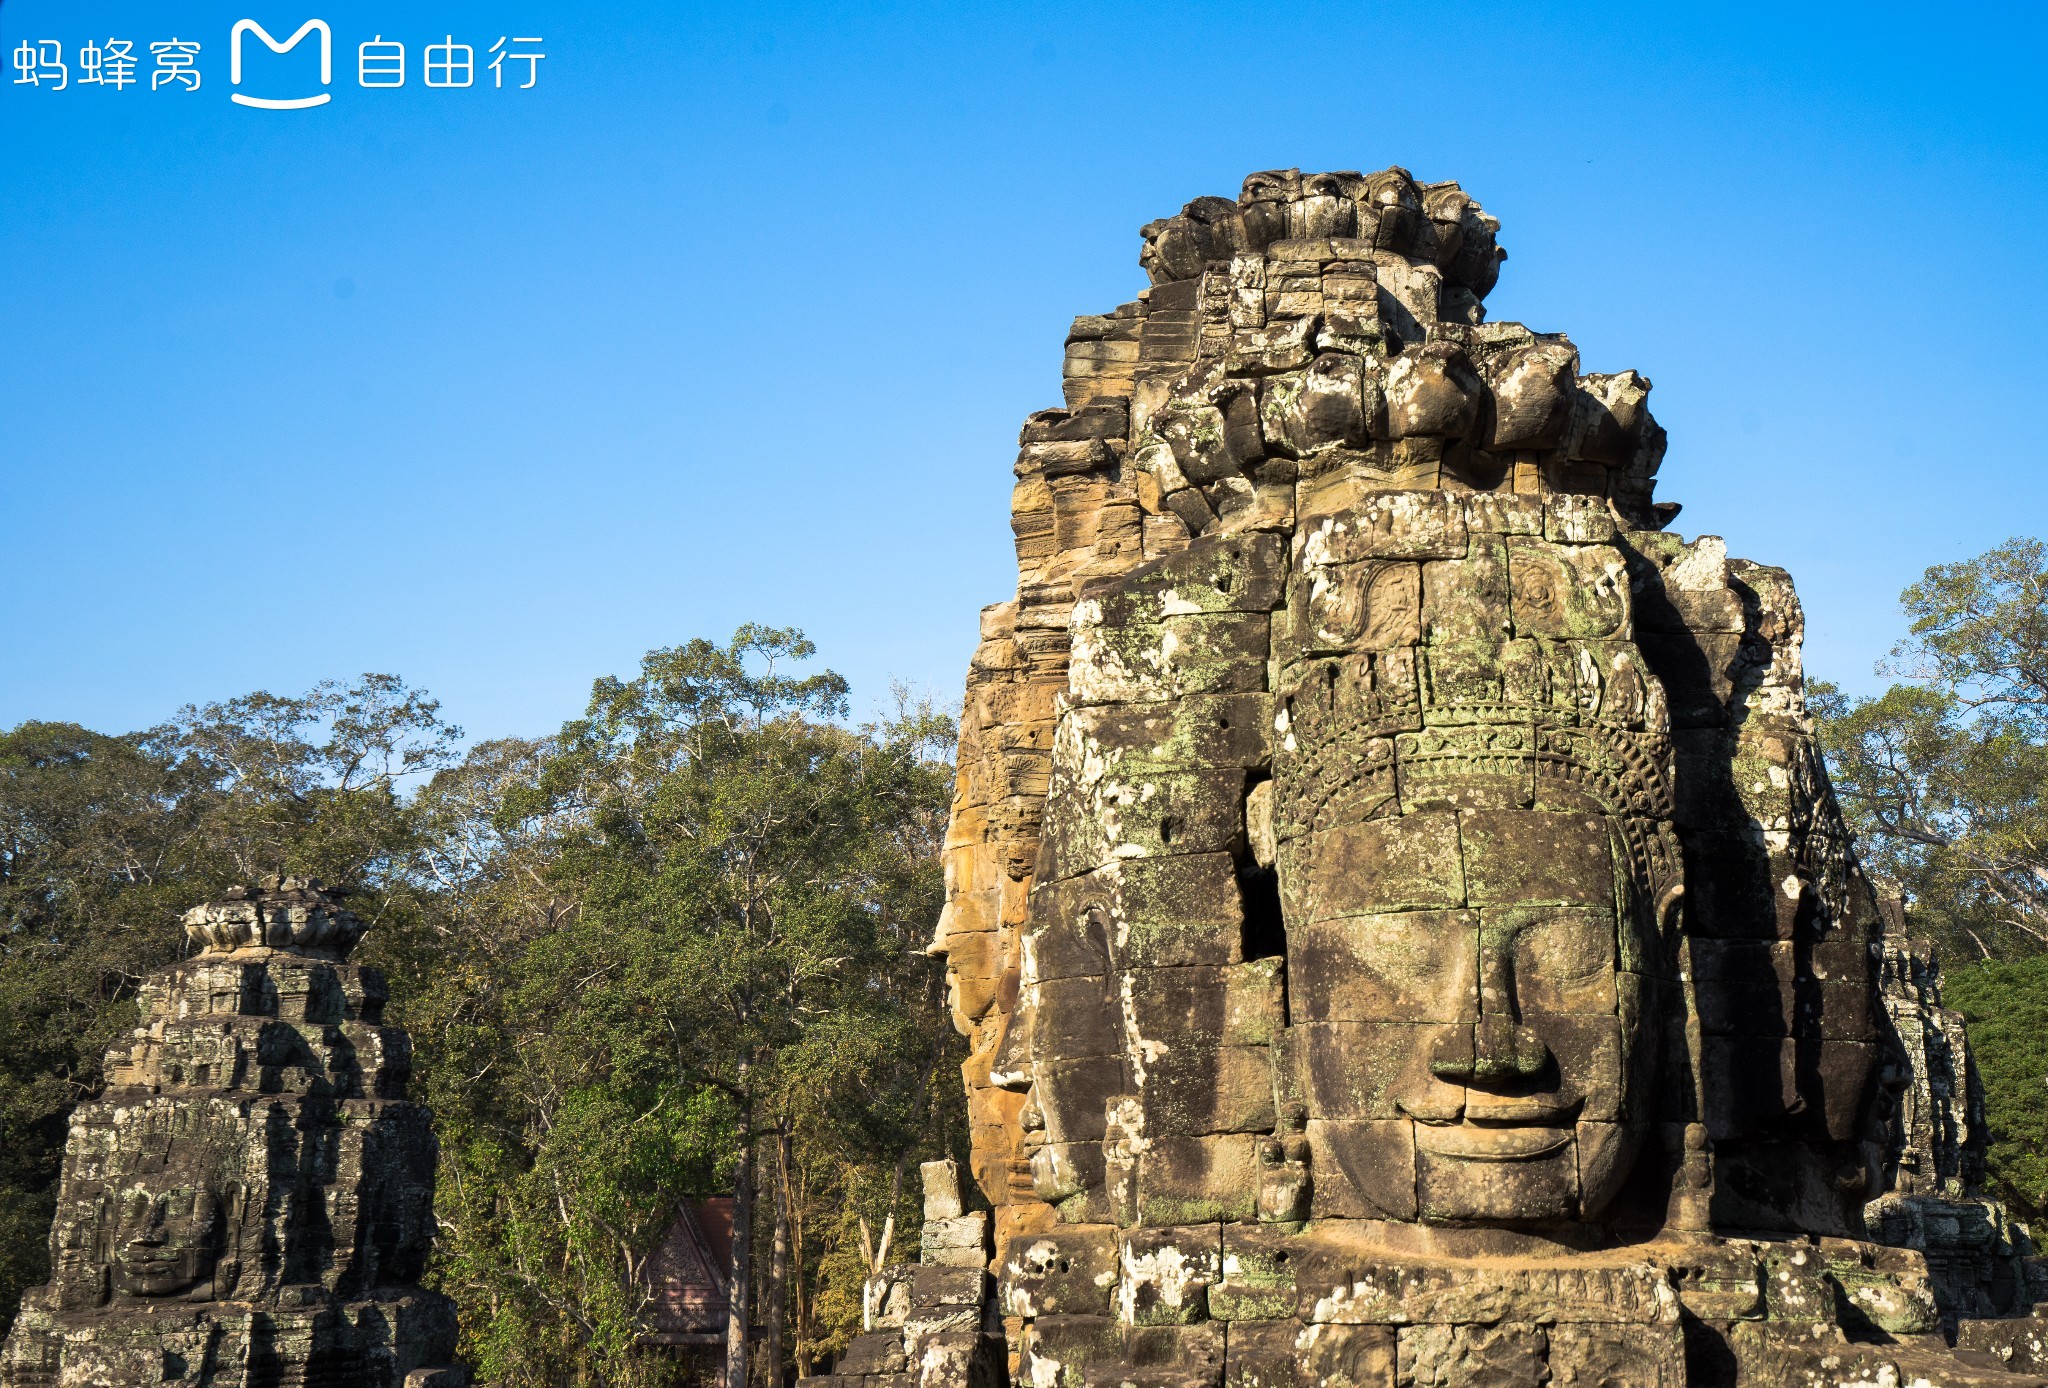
[0,879,465,1388]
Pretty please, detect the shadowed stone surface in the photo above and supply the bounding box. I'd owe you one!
[813,168,2048,1387]
[0,880,465,1388]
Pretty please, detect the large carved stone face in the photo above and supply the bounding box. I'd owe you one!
[1285,805,1655,1222]
[107,1183,223,1298]
[994,907,1122,1208]
[1272,495,1677,1226]
[984,491,1684,1230]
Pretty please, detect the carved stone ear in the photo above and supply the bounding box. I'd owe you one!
[1656,882,1685,940]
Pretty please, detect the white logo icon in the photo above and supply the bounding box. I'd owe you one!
[229,19,330,109]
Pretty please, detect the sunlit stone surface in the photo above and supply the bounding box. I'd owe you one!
[804,167,2048,1388]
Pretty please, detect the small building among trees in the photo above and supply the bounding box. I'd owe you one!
[642,1198,736,1365]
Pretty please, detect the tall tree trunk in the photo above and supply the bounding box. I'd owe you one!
[790,1152,811,1378]
[859,1153,910,1328]
[764,1119,793,1388]
[724,1100,754,1388]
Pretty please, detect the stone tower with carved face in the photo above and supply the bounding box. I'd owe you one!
[784,169,2048,1388]
[0,880,465,1388]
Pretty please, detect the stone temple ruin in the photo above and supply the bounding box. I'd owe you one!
[806,169,2048,1387]
[0,880,464,1388]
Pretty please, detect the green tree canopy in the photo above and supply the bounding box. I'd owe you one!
[403,628,960,1388]
[1813,537,2048,960]
[0,636,961,1385]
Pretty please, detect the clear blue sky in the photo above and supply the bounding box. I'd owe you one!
[4,1,2044,742]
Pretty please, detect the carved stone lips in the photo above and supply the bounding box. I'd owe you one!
[1415,1093,1580,1162]
[1414,1122,1573,1162]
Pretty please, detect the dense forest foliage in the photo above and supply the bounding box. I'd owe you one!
[0,628,963,1388]
[1,540,2044,1384]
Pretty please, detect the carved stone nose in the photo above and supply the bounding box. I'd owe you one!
[1424,935,1556,1086]
[988,1003,1034,1092]
[1430,1016,1551,1085]
[1470,1015,1552,1084]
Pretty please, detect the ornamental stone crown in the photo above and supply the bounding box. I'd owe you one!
[1138,167,1505,303]
[181,876,368,957]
